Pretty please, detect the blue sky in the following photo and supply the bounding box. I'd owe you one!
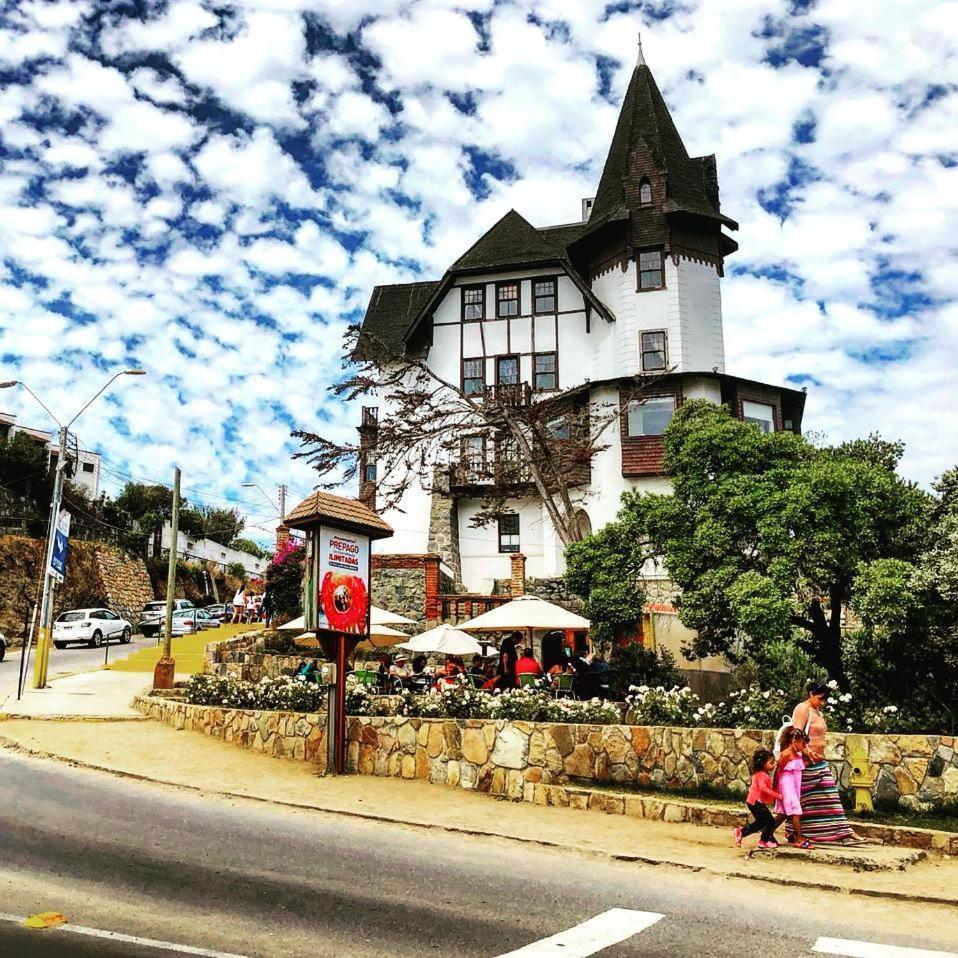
[0,0,956,542]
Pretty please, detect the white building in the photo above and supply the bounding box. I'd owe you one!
[160,522,268,577]
[0,411,101,499]
[357,49,805,595]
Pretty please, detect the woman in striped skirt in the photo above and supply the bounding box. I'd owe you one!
[786,682,861,845]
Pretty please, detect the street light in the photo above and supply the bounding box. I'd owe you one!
[2,369,146,690]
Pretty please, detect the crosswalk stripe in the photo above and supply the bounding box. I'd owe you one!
[495,908,665,957]
[0,912,253,958]
[813,937,958,958]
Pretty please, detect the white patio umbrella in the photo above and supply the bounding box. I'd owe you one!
[356,624,412,652]
[458,594,590,632]
[371,606,416,626]
[277,615,305,631]
[398,623,484,656]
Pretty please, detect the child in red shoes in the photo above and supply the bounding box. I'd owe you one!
[734,749,785,849]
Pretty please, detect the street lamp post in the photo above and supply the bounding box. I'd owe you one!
[241,482,285,520]
[1,369,145,689]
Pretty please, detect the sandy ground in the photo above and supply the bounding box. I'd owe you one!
[1,717,955,906]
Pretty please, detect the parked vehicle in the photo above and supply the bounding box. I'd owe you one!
[204,603,231,622]
[139,599,193,637]
[0,632,6,663]
[167,607,219,636]
[53,609,133,649]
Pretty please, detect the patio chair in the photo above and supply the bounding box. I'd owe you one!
[552,673,577,700]
[466,673,486,689]
[349,669,379,687]
[517,673,539,689]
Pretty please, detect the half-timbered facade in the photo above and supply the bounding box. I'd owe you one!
[357,48,806,594]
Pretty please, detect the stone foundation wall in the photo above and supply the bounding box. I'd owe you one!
[208,651,307,682]
[370,566,427,626]
[96,545,155,623]
[132,694,328,772]
[348,717,958,808]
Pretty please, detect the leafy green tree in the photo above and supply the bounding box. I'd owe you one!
[572,401,930,689]
[608,642,684,700]
[565,511,648,645]
[0,432,53,506]
[264,544,305,622]
[230,537,266,559]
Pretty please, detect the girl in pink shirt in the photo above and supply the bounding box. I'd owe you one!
[734,749,784,849]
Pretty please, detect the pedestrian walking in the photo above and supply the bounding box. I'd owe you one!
[776,727,813,849]
[734,749,784,849]
[262,590,274,629]
[231,587,246,624]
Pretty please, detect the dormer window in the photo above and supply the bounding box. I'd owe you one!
[639,179,652,205]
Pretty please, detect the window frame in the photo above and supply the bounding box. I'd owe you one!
[461,284,485,322]
[742,399,776,434]
[462,356,486,396]
[497,513,520,554]
[532,276,557,315]
[363,463,377,482]
[639,178,653,205]
[625,395,676,438]
[532,351,558,392]
[495,280,520,319]
[640,330,668,372]
[637,247,665,292]
[461,434,490,481]
[495,353,520,387]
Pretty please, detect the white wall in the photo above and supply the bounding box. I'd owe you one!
[161,523,267,576]
[675,258,724,372]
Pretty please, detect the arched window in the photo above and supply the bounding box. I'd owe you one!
[639,179,652,205]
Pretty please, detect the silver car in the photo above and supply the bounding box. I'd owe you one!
[168,607,220,636]
[53,608,133,649]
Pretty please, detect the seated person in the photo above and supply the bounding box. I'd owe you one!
[376,653,392,690]
[515,647,543,678]
[390,655,410,680]
[468,655,485,676]
[404,655,431,692]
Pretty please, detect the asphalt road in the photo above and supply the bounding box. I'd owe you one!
[0,634,156,697]
[0,750,955,958]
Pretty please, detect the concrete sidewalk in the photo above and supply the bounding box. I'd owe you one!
[1,717,955,907]
[0,669,183,720]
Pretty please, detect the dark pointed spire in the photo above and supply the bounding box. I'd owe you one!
[588,50,735,231]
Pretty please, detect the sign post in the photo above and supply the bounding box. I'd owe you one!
[284,493,392,775]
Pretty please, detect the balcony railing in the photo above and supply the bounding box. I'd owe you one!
[439,593,511,624]
[450,456,532,488]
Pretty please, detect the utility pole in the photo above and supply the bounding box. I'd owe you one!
[32,424,68,689]
[279,484,287,522]
[153,467,180,690]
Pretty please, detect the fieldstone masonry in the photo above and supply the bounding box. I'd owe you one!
[347,717,958,810]
[133,694,328,773]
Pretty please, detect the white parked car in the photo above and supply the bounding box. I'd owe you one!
[167,607,220,636]
[53,609,133,649]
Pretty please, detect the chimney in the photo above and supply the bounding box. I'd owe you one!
[510,553,526,597]
[275,523,291,554]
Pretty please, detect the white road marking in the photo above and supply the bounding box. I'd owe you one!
[496,908,665,957]
[813,937,958,958]
[0,912,253,958]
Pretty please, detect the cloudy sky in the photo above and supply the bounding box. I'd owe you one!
[1,0,956,541]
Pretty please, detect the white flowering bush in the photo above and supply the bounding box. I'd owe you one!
[723,685,790,730]
[185,673,327,712]
[860,704,901,733]
[345,680,375,716]
[625,685,699,726]
[553,697,622,724]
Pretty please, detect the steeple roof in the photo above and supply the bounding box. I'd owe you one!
[588,61,736,231]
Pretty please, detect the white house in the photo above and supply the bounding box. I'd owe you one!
[0,411,101,499]
[159,522,268,577]
[356,48,805,596]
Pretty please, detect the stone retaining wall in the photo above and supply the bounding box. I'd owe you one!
[133,694,328,772]
[348,717,958,809]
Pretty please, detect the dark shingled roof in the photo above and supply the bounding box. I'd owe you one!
[451,209,565,272]
[588,64,737,231]
[285,490,394,539]
[355,280,440,361]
